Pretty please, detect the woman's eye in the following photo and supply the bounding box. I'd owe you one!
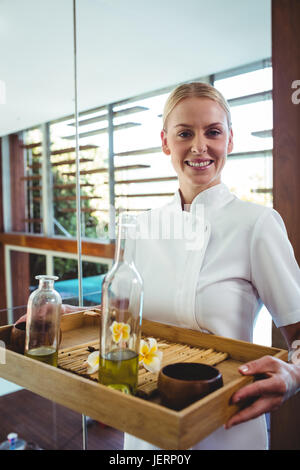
[207,129,221,136]
[178,131,192,138]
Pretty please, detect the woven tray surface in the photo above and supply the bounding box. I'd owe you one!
[58,337,228,398]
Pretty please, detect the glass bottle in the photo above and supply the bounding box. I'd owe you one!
[99,213,143,395]
[25,275,62,367]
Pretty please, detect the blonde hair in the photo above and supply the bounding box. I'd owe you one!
[162,82,232,130]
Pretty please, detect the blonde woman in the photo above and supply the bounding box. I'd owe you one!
[50,82,300,450]
[122,82,300,450]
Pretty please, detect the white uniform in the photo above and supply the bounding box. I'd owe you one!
[124,183,300,450]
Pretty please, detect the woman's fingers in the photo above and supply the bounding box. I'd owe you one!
[238,355,282,376]
[225,394,282,429]
[231,375,286,404]
[231,356,287,403]
[225,355,295,429]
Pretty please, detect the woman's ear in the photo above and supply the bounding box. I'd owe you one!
[227,128,234,155]
[161,129,171,155]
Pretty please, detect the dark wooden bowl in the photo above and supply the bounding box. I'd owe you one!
[158,362,223,410]
[9,320,27,354]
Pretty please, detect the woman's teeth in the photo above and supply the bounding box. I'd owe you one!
[185,160,213,167]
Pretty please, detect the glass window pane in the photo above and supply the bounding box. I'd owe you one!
[215,67,273,100]
[222,156,273,207]
[82,261,109,306]
[49,114,109,240]
[53,256,78,304]
[230,100,273,154]
[53,256,109,306]
[113,93,178,213]
[29,253,47,290]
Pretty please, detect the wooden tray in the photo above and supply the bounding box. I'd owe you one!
[0,311,288,449]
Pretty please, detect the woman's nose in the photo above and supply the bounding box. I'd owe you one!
[190,136,207,154]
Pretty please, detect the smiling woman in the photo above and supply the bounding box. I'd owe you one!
[160,83,233,206]
[124,81,300,451]
[1,0,299,452]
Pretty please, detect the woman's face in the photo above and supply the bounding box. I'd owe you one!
[161,97,233,205]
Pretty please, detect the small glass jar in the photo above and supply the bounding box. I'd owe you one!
[99,213,143,394]
[25,275,62,366]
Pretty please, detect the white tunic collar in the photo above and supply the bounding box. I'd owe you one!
[172,183,235,214]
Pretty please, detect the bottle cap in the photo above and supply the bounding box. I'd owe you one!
[8,432,18,448]
[35,275,59,281]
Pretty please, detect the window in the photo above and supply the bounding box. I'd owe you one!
[214,64,273,208]
[53,257,108,306]
[112,92,177,213]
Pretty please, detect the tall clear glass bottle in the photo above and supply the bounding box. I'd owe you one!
[25,275,62,366]
[99,213,143,394]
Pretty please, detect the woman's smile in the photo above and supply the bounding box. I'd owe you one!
[184,158,214,169]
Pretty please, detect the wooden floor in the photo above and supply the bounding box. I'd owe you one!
[0,389,124,450]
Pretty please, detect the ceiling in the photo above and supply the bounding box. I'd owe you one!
[0,0,271,137]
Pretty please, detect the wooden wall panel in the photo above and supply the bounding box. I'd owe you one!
[0,137,7,325]
[0,233,115,259]
[9,134,30,321]
[10,250,31,322]
[9,134,27,232]
[272,0,300,263]
[271,0,300,450]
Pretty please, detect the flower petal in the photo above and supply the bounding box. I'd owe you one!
[139,339,149,357]
[87,363,99,375]
[112,331,122,343]
[142,354,162,373]
[148,337,158,354]
[86,351,99,374]
[122,324,131,341]
[110,321,118,332]
[157,350,163,362]
[110,321,131,344]
[148,337,157,348]
[87,351,99,365]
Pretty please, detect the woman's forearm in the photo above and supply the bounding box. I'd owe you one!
[61,304,101,314]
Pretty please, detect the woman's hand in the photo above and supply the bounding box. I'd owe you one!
[15,304,101,325]
[61,304,102,316]
[61,304,86,314]
[225,355,300,429]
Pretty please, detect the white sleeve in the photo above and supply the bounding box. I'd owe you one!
[250,208,300,327]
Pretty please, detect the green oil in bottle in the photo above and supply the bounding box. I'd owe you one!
[99,348,139,395]
[25,346,58,366]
